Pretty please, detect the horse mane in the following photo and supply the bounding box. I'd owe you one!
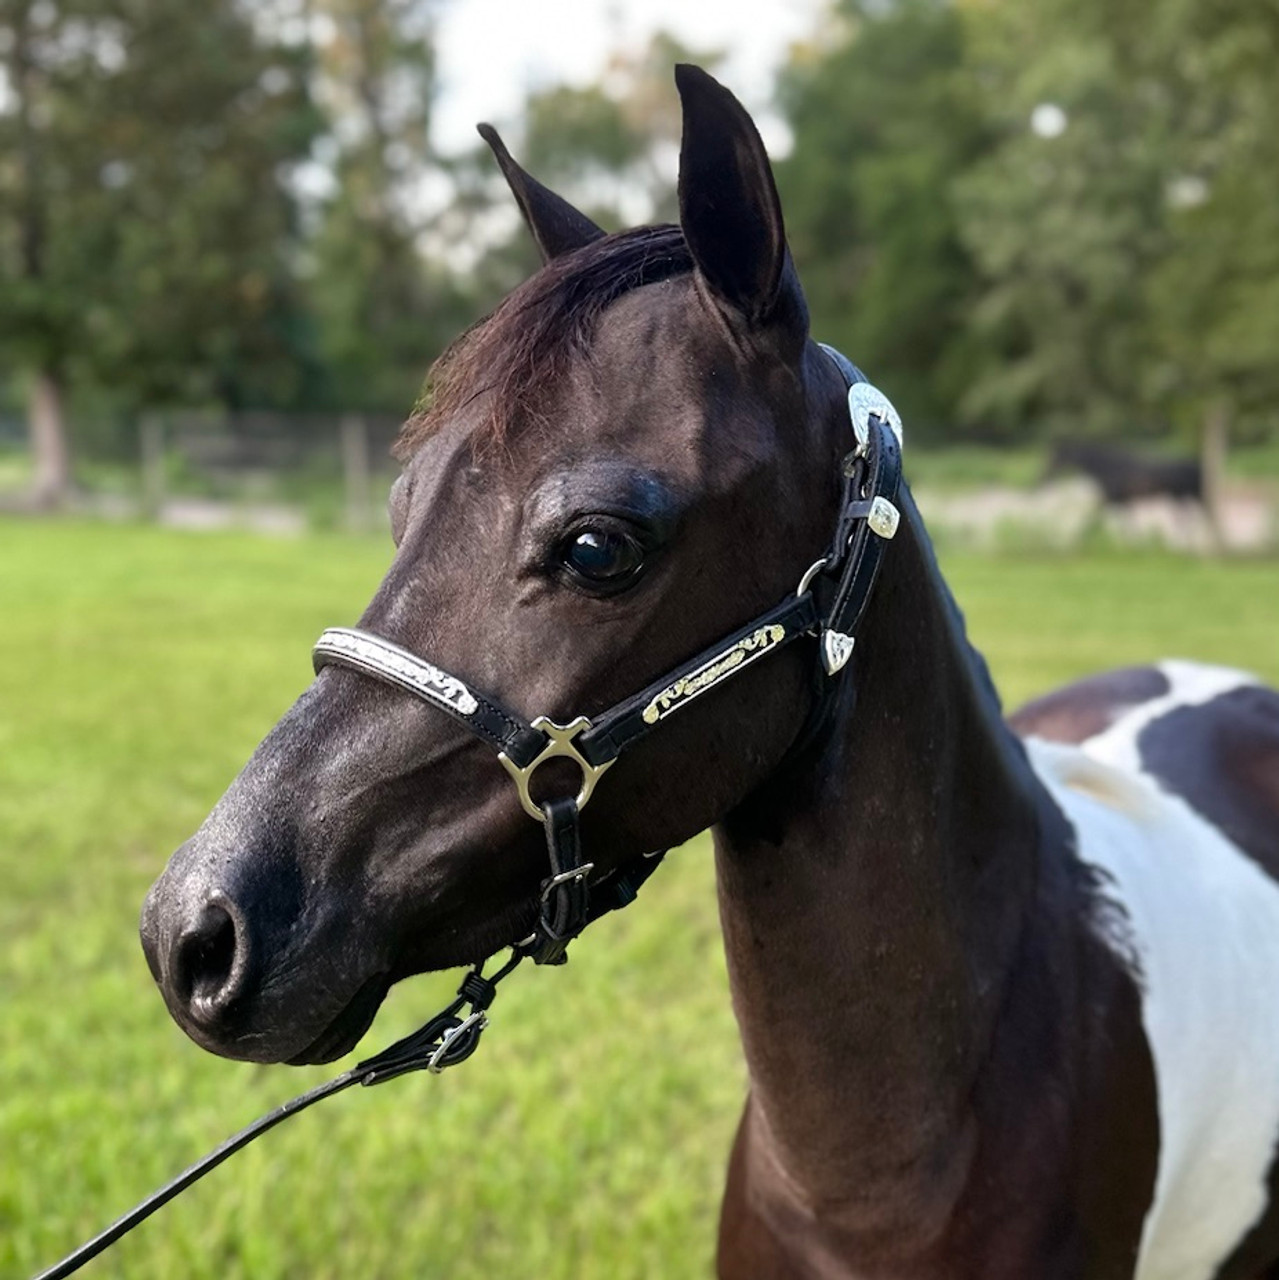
[395,224,693,460]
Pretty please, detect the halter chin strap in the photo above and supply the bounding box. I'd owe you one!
[311,345,903,965]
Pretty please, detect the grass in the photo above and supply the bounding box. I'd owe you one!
[2,520,1278,1280]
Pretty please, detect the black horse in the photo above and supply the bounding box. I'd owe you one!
[141,67,1279,1278]
[1046,440,1206,507]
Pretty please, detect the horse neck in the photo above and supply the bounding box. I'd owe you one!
[713,489,1043,1227]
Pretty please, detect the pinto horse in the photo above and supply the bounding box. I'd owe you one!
[140,67,1279,1279]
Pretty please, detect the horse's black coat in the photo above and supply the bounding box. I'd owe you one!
[1138,685,1279,872]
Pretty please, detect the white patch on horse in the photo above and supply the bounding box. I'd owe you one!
[1081,659,1256,776]
[1026,722,1279,1280]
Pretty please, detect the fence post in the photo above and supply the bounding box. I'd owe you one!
[1201,401,1229,546]
[140,413,166,520]
[341,413,371,532]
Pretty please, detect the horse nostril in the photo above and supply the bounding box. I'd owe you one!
[172,897,250,1024]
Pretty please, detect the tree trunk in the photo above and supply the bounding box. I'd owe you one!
[341,413,371,532]
[28,369,72,510]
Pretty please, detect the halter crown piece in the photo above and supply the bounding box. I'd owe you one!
[33,346,902,1280]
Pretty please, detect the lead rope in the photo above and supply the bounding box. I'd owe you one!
[33,952,524,1280]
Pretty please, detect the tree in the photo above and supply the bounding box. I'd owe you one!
[1126,0,1279,445]
[0,0,318,504]
[952,4,1171,440]
[304,0,463,415]
[954,0,1279,446]
[776,0,991,439]
[520,32,721,228]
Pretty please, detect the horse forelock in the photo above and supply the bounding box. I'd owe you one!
[395,224,694,461]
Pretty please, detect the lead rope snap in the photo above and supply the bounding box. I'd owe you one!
[356,952,522,1086]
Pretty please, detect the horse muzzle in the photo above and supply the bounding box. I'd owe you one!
[139,836,389,1064]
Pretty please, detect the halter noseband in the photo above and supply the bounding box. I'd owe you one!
[311,345,904,965]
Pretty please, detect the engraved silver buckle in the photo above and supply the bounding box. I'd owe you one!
[498,716,615,822]
[867,496,900,540]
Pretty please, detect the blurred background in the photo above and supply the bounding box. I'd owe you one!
[2,2,1278,1278]
[2,0,1278,542]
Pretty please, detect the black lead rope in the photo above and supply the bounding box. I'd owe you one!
[33,953,524,1280]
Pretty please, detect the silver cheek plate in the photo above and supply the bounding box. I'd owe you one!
[820,630,856,675]
[848,382,904,451]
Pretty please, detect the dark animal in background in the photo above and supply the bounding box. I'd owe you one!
[140,66,1279,1279]
[1046,439,1207,508]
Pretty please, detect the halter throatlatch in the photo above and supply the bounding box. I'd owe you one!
[34,346,903,1280]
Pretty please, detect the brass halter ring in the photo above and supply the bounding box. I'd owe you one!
[498,716,616,821]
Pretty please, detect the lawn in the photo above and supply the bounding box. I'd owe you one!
[1,520,1277,1280]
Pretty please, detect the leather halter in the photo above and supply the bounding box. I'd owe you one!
[33,345,904,1280]
[311,345,904,966]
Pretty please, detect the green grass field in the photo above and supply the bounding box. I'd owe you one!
[2,520,1277,1280]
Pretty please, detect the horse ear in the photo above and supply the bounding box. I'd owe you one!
[674,64,807,343]
[477,123,607,263]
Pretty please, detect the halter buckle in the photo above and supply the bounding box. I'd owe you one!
[498,716,615,822]
[541,862,596,901]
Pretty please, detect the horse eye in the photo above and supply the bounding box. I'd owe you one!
[561,527,644,585]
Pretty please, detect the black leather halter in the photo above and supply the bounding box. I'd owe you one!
[33,346,903,1280]
[312,345,904,965]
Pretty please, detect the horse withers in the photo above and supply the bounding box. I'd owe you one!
[140,66,1279,1279]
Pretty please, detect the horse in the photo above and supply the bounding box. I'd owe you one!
[139,66,1279,1279]
[1045,440,1206,508]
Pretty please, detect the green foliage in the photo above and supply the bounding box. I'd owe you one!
[776,0,1279,450]
[304,0,467,413]
[778,0,989,439]
[4,522,1279,1277]
[492,31,722,234]
[0,0,320,408]
[953,6,1170,439]
[5,0,1279,460]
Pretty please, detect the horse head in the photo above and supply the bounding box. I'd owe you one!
[140,66,856,1065]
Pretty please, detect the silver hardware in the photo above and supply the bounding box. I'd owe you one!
[867,496,900,540]
[848,382,904,450]
[540,863,595,901]
[796,556,828,598]
[820,630,856,675]
[313,628,479,717]
[640,625,787,725]
[427,1011,487,1073]
[498,716,615,822]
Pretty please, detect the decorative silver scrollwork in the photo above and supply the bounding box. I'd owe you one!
[820,630,856,675]
[848,382,904,451]
[313,628,479,717]
[640,625,787,726]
